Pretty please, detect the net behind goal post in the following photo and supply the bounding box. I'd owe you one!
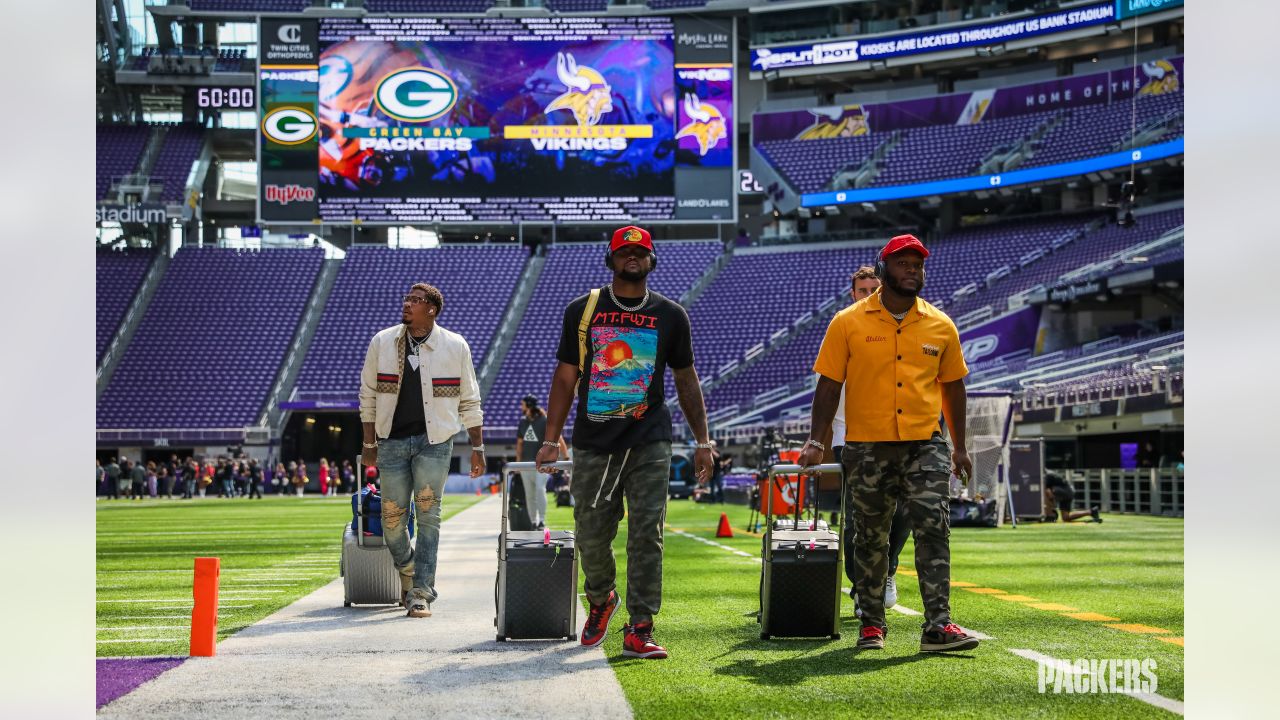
[952,392,1016,526]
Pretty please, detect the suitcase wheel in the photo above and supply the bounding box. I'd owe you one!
[497,635,506,642]
[568,634,577,641]
[344,602,351,607]
[831,633,841,640]
[760,632,770,640]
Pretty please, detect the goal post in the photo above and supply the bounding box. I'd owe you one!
[957,391,1017,526]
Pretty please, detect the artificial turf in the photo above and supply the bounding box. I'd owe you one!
[540,498,1184,719]
[95,493,482,657]
[96,492,1183,717]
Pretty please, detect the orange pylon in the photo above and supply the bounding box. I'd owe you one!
[189,557,220,657]
[716,513,734,538]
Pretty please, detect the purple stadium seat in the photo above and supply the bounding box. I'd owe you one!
[97,249,156,362]
[96,247,324,430]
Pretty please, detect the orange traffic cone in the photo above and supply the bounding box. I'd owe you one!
[475,487,482,496]
[716,513,733,538]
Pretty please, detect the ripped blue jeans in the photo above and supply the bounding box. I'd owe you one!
[378,435,452,602]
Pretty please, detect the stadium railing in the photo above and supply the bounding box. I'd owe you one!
[1064,467,1184,517]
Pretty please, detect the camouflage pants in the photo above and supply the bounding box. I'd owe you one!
[570,441,671,625]
[843,432,953,630]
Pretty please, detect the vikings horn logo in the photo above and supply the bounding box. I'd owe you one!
[544,52,614,127]
[675,93,727,156]
[1138,60,1180,97]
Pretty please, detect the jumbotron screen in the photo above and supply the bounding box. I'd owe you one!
[258,16,735,224]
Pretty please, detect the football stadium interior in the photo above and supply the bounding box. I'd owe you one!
[96,0,1185,716]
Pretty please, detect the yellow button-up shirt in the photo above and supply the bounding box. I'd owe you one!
[813,289,968,443]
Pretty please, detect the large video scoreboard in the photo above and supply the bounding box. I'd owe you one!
[258,15,734,224]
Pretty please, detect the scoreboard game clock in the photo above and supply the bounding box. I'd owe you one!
[195,87,256,110]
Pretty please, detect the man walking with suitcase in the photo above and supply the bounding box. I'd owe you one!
[797,235,980,653]
[536,225,713,660]
[360,283,487,618]
[834,267,912,613]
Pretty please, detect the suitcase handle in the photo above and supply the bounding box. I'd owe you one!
[500,461,572,561]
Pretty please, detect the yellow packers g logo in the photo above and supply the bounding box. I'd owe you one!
[261,106,317,145]
[374,67,457,122]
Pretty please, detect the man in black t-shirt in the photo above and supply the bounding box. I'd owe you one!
[515,395,568,529]
[536,225,713,660]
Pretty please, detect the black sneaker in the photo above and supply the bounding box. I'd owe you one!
[580,590,619,648]
[1090,506,1102,523]
[857,625,886,649]
[920,623,980,652]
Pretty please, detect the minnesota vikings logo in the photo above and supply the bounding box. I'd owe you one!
[796,105,869,140]
[544,52,614,127]
[675,93,726,156]
[1138,60,1180,97]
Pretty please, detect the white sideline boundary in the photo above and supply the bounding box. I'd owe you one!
[97,496,633,720]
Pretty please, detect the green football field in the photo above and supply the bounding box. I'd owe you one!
[95,494,483,657]
[97,494,1183,717]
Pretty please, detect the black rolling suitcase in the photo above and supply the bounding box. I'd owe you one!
[495,461,578,641]
[759,462,844,640]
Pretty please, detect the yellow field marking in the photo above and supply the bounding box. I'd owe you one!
[1062,612,1121,622]
[951,581,978,587]
[1158,636,1184,647]
[1104,623,1172,635]
[1027,603,1078,611]
[993,594,1040,602]
[963,587,1008,595]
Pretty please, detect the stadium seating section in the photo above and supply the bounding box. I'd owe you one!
[186,0,311,11]
[151,125,205,203]
[295,244,526,401]
[97,248,324,430]
[97,249,155,362]
[96,206,1183,434]
[364,0,496,11]
[96,125,150,200]
[757,92,1184,194]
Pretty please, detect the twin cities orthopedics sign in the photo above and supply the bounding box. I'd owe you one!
[752,1,1119,72]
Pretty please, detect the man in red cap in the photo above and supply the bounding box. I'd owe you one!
[797,234,979,653]
[536,225,713,660]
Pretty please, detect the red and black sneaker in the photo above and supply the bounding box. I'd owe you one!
[621,622,668,659]
[580,590,620,648]
[856,625,887,650]
[920,623,980,652]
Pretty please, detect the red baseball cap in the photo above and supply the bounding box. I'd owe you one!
[365,466,378,478]
[610,225,654,253]
[879,234,930,260]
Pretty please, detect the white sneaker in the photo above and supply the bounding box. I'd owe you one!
[885,576,899,608]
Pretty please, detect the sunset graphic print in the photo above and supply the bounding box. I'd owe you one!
[585,325,657,421]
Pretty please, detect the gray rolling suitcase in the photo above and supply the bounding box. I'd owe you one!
[495,461,578,641]
[759,462,844,640]
[341,455,414,607]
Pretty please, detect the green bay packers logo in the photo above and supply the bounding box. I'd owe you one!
[261,106,317,145]
[374,67,457,123]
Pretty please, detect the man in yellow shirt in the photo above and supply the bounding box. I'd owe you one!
[796,234,979,653]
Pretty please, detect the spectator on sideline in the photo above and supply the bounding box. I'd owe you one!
[184,456,198,499]
[515,394,569,530]
[833,266,912,614]
[96,459,106,498]
[1043,472,1101,523]
[535,225,712,660]
[105,457,122,500]
[319,457,331,497]
[359,282,487,618]
[129,459,146,500]
[798,234,979,653]
[247,458,264,499]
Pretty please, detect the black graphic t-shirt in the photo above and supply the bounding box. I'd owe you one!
[555,287,694,452]
[516,415,548,462]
